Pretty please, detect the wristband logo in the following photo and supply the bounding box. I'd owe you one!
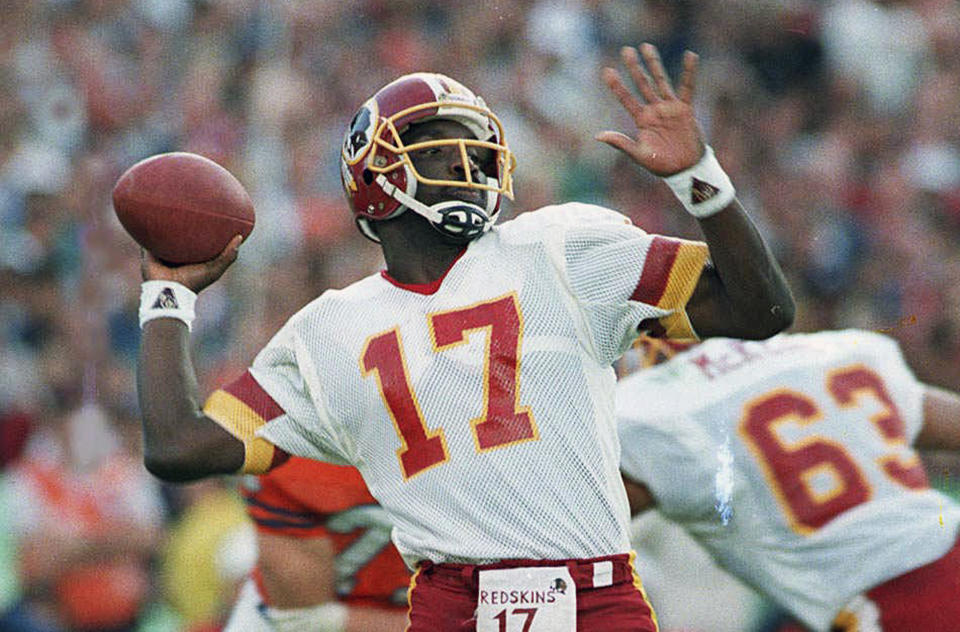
[152,287,180,309]
[691,177,720,204]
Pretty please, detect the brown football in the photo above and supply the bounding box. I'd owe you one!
[112,152,255,264]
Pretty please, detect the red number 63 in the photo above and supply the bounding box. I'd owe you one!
[739,364,928,534]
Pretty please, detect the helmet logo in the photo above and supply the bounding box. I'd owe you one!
[342,100,377,165]
[341,158,357,192]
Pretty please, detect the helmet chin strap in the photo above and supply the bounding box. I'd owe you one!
[375,174,498,242]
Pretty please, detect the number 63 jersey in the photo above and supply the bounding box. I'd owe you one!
[206,203,708,568]
[617,330,960,632]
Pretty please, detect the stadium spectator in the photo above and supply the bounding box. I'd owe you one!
[820,0,932,115]
[4,402,165,632]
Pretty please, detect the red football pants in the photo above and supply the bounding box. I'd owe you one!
[405,553,659,631]
[833,534,960,631]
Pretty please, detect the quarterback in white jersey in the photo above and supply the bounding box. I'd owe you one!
[136,44,794,631]
[239,201,708,566]
[618,331,960,632]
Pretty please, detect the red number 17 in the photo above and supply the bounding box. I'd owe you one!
[494,607,538,632]
[361,293,538,480]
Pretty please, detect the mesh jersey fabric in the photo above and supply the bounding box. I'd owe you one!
[227,203,706,567]
[238,456,410,607]
[617,330,960,632]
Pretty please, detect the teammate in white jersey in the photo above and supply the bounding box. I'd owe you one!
[618,331,960,632]
[136,44,794,631]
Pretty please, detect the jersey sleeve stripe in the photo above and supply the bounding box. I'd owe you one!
[630,238,708,339]
[203,388,280,475]
[630,237,707,308]
[630,236,680,305]
[222,371,285,421]
[656,240,709,338]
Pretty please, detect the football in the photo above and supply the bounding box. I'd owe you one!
[112,152,255,265]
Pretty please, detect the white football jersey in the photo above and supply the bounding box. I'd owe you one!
[617,330,960,632]
[244,203,707,567]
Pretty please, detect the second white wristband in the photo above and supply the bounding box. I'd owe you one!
[663,145,736,219]
[139,280,197,330]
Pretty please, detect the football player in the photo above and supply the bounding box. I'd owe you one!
[618,331,960,631]
[136,44,794,631]
[221,455,410,632]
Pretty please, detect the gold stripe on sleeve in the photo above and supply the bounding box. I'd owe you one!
[657,241,709,340]
[202,389,277,474]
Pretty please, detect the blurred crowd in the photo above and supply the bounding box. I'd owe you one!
[1,1,959,631]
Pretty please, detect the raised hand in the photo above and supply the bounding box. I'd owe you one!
[140,234,243,293]
[596,43,705,177]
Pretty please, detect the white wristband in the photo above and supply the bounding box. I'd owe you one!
[663,145,736,218]
[139,280,197,330]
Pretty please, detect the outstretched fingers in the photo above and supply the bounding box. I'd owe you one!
[639,43,675,100]
[676,50,699,104]
[601,66,645,121]
[598,42,705,174]
[621,46,660,103]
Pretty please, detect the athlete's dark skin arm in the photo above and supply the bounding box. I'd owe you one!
[138,239,245,481]
[598,44,794,340]
[683,200,792,340]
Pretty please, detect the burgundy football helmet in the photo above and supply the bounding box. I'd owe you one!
[340,73,516,242]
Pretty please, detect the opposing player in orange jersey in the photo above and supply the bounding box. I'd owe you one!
[213,374,409,632]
